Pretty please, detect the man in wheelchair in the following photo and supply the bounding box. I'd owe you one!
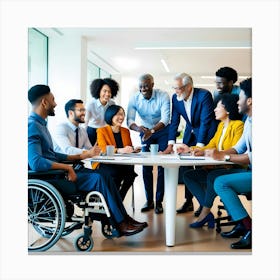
[28,84,148,238]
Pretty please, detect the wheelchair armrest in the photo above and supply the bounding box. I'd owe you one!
[28,169,67,179]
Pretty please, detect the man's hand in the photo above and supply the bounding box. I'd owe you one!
[67,165,77,182]
[141,128,152,142]
[176,144,190,154]
[80,143,101,159]
[192,148,204,156]
[161,144,174,154]
[205,149,224,160]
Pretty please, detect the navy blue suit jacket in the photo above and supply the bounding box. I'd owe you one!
[168,88,218,146]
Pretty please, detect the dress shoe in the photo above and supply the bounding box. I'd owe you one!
[194,205,203,217]
[231,230,252,249]
[125,215,148,228]
[141,201,154,212]
[155,202,163,214]
[176,200,194,213]
[189,212,215,229]
[221,223,247,238]
[118,221,144,236]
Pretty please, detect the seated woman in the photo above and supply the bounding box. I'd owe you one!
[97,105,138,201]
[176,94,244,228]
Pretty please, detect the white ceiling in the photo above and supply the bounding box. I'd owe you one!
[41,27,252,92]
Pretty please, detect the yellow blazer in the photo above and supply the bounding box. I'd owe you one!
[97,125,133,153]
[199,120,244,150]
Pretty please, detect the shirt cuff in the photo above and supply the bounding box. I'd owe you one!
[196,143,205,147]
[168,140,175,145]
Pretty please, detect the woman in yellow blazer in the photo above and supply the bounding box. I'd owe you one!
[176,94,244,228]
[97,105,138,200]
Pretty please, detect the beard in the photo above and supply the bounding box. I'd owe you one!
[176,92,186,101]
[47,108,55,116]
[74,115,85,123]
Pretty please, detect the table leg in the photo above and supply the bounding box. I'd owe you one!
[164,166,179,247]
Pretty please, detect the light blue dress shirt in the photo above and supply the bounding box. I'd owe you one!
[53,120,92,155]
[127,88,170,129]
[233,116,252,169]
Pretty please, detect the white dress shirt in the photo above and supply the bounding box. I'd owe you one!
[53,120,92,155]
[85,98,115,128]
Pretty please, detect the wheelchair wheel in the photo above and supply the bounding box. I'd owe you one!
[101,223,114,239]
[74,234,94,251]
[28,179,66,252]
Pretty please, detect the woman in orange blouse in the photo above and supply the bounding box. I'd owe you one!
[97,105,138,200]
[176,94,244,228]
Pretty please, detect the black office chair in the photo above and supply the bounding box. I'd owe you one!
[215,192,252,233]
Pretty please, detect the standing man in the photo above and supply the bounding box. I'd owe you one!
[53,99,93,155]
[213,66,240,103]
[28,84,148,236]
[163,73,217,214]
[127,74,170,214]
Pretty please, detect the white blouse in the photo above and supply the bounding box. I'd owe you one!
[85,98,115,128]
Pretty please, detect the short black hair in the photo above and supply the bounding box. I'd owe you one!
[215,67,238,83]
[64,99,83,117]
[104,105,124,125]
[28,84,50,105]
[216,94,242,120]
[240,78,252,98]
[89,78,119,99]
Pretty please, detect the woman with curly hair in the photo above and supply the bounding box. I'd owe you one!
[85,78,119,145]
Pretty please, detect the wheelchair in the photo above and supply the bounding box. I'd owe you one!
[28,163,121,252]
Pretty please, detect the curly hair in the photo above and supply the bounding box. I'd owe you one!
[215,67,238,83]
[240,78,252,98]
[216,94,242,120]
[89,78,119,99]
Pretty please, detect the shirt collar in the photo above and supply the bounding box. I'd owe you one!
[67,119,79,131]
[184,88,194,102]
[30,112,47,126]
[96,98,111,108]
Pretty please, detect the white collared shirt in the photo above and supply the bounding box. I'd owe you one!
[183,88,194,123]
[53,120,92,155]
[85,98,115,128]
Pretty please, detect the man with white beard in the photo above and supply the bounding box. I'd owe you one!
[163,73,217,215]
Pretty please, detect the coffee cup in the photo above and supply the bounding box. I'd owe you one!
[106,145,115,156]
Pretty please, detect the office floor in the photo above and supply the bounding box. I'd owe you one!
[33,166,252,254]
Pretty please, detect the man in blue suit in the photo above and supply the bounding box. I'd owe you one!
[163,73,217,214]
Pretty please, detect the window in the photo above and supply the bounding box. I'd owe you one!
[28,28,48,87]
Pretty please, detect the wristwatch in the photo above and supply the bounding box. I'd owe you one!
[150,129,155,134]
[224,155,231,162]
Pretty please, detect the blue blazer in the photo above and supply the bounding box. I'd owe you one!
[168,88,218,145]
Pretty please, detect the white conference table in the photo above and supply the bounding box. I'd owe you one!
[85,153,232,247]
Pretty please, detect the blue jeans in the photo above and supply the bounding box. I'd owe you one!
[141,125,169,203]
[183,167,247,208]
[214,171,252,221]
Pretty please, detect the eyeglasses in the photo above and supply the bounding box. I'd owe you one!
[74,108,86,113]
[172,85,186,90]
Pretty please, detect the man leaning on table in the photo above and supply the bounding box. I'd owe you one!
[127,73,170,214]
[162,73,217,215]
